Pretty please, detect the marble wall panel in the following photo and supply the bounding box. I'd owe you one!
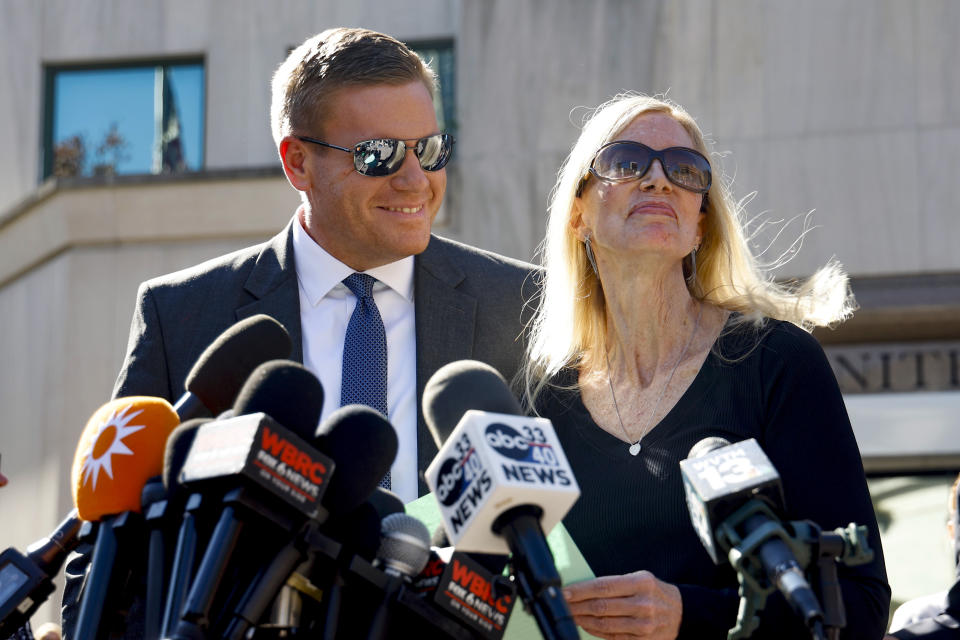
[201,5,287,169]
[917,127,960,269]
[459,0,595,159]
[453,147,568,262]
[0,238,263,509]
[0,253,71,625]
[916,1,960,126]
[39,1,167,59]
[0,0,43,214]
[758,131,923,277]
[159,0,212,51]
[762,0,916,138]
[652,0,715,124]
[676,124,960,279]
[308,0,458,40]
[711,0,765,139]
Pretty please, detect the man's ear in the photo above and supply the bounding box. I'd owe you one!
[279,136,310,192]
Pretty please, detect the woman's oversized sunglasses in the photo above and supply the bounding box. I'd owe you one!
[577,141,712,196]
[296,133,455,177]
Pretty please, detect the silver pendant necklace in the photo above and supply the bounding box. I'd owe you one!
[605,303,702,456]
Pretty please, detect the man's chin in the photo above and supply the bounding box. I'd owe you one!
[394,226,434,257]
[412,234,433,255]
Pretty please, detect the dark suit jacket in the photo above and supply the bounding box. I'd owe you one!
[62,222,537,638]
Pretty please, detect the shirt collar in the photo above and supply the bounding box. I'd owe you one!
[291,214,415,305]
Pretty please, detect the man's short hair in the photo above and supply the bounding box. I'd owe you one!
[270,27,437,146]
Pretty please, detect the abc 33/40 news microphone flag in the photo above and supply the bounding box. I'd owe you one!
[423,360,582,640]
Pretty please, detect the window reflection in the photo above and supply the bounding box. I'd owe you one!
[45,61,204,179]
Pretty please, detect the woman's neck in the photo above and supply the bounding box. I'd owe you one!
[597,254,701,387]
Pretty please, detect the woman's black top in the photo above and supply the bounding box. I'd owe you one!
[534,319,890,639]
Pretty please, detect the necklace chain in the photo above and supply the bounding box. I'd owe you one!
[604,302,703,456]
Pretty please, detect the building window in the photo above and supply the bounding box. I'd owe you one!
[43,60,205,179]
[410,41,455,137]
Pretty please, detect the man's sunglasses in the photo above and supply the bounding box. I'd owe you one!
[577,141,712,196]
[296,133,455,177]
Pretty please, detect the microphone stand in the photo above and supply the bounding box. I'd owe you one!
[74,512,144,639]
[802,522,875,640]
[722,511,874,640]
[491,505,579,640]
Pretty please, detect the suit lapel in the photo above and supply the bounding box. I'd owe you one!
[236,220,304,363]
[414,236,477,492]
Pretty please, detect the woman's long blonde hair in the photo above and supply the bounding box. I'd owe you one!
[521,93,855,405]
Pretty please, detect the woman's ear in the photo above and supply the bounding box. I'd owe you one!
[696,209,707,244]
[570,209,587,242]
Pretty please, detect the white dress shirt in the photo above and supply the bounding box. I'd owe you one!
[292,217,419,503]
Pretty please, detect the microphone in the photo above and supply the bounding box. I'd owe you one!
[141,476,169,640]
[170,360,329,638]
[173,314,291,420]
[71,397,180,640]
[221,406,399,640]
[307,488,405,640]
[0,511,82,637]
[422,360,580,640]
[366,513,431,640]
[680,437,826,635]
[374,513,432,580]
[155,314,290,635]
[158,419,213,639]
[325,488,406,564]
[416,526,518,639]
[312,405,399,516]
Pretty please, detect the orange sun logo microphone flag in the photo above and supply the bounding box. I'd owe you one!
[70,396,179,640]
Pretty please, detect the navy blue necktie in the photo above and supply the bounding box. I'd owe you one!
[340,273,390,489]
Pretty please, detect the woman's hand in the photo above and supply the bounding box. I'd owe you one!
[563,570,683,640]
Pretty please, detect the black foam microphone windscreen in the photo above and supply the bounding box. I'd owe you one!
[183,314,291,416]
[314,405,398,515]
[162,418,212,496]
[422,360,523,448]
[326,488,406,562]
[365,488,405,521]
[232,359,324,439]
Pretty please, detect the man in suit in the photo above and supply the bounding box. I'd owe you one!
[113,27,535,500]
[62,27,534,637]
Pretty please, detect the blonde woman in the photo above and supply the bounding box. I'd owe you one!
[522,94,889,639]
